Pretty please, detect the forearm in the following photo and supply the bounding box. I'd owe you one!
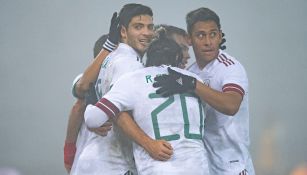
[64,100,85,173]
[75,49,110,98]
[194,81,242,116]
[65,99,86,143]
[116,112,154,150]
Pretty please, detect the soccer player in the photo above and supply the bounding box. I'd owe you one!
[64,34,113,173]
[64,10,121,174]
[70,4,159,175]
[153,7,255,175]
[84,31,209,175]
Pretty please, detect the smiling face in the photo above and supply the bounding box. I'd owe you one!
[121,15,154,56]
[189,20,222,69]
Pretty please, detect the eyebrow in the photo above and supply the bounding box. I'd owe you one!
[197,28,219,32]
[132,23,144,26]
[210,29,219,32]
[132,23,153,26]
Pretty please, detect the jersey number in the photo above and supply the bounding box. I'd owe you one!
[149,93,204,141]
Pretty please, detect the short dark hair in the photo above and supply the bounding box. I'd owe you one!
[119,3,153,28]
[145,30,182,67]
[155,24,187,39]
[186,7,221,35]
[93,34,108,58]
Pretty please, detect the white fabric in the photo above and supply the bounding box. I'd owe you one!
[188,50,255,175]
[84,104,109,128]
[71,73,83,98]
[71,43,142,175]
[97,65,210,175]
[70,74,93,171]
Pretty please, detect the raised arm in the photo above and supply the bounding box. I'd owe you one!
[74,12,121,98]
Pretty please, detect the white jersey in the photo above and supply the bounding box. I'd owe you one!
[188,50,255,175]
[70,73,94,170]
[71,43,142,175]
[97,66,209,175]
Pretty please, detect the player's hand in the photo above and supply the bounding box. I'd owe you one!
[144,139,173,161]
[153,67,197,97]
[88,120,112,136]
[84,82,98,105]
[64,141,76,173]
[103,12,120,52]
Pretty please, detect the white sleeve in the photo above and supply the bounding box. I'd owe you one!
[221,64,248,96]
[84,104,109,128]
[84,73,136,128]
[71,73,83,98]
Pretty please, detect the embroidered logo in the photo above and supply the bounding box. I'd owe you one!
[176,77,183,86]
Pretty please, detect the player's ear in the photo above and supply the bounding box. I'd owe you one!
[187,35,192,46]
[120,25,127,42]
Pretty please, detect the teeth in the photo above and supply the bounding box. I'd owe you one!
[140,40,149,45]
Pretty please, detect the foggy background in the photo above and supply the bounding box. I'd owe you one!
[1,0,306,174]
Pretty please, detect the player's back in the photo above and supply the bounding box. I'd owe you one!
[105,65,209,175]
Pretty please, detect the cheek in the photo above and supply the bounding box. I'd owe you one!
[214,38,222,48]
[192,40,202,50]
[216,35,222,45]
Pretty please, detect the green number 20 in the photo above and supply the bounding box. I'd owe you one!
[149,93,204,141]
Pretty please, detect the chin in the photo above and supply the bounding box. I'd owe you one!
[135,48,145,56]
[138,46,147,53]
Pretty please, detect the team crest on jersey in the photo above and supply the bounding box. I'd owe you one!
[101,56,112,68]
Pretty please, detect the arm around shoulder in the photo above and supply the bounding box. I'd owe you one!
[194,80,243,116]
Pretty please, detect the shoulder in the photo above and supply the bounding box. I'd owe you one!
[172,67,203,82]
[119,68,144,78]
[111,46,141,65]
[187,62,198,71]
[112,43,137,57]
[111,68,145,90]
[108,50,142,72]
[215,51,247,74]
[216,51,237,67]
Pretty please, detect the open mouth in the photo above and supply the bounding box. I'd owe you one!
[139,39,150,46]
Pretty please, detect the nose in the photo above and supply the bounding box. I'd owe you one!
[203,35,212,46]
[143,27,154,38]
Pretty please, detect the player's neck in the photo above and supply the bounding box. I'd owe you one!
[196,58,214,70]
